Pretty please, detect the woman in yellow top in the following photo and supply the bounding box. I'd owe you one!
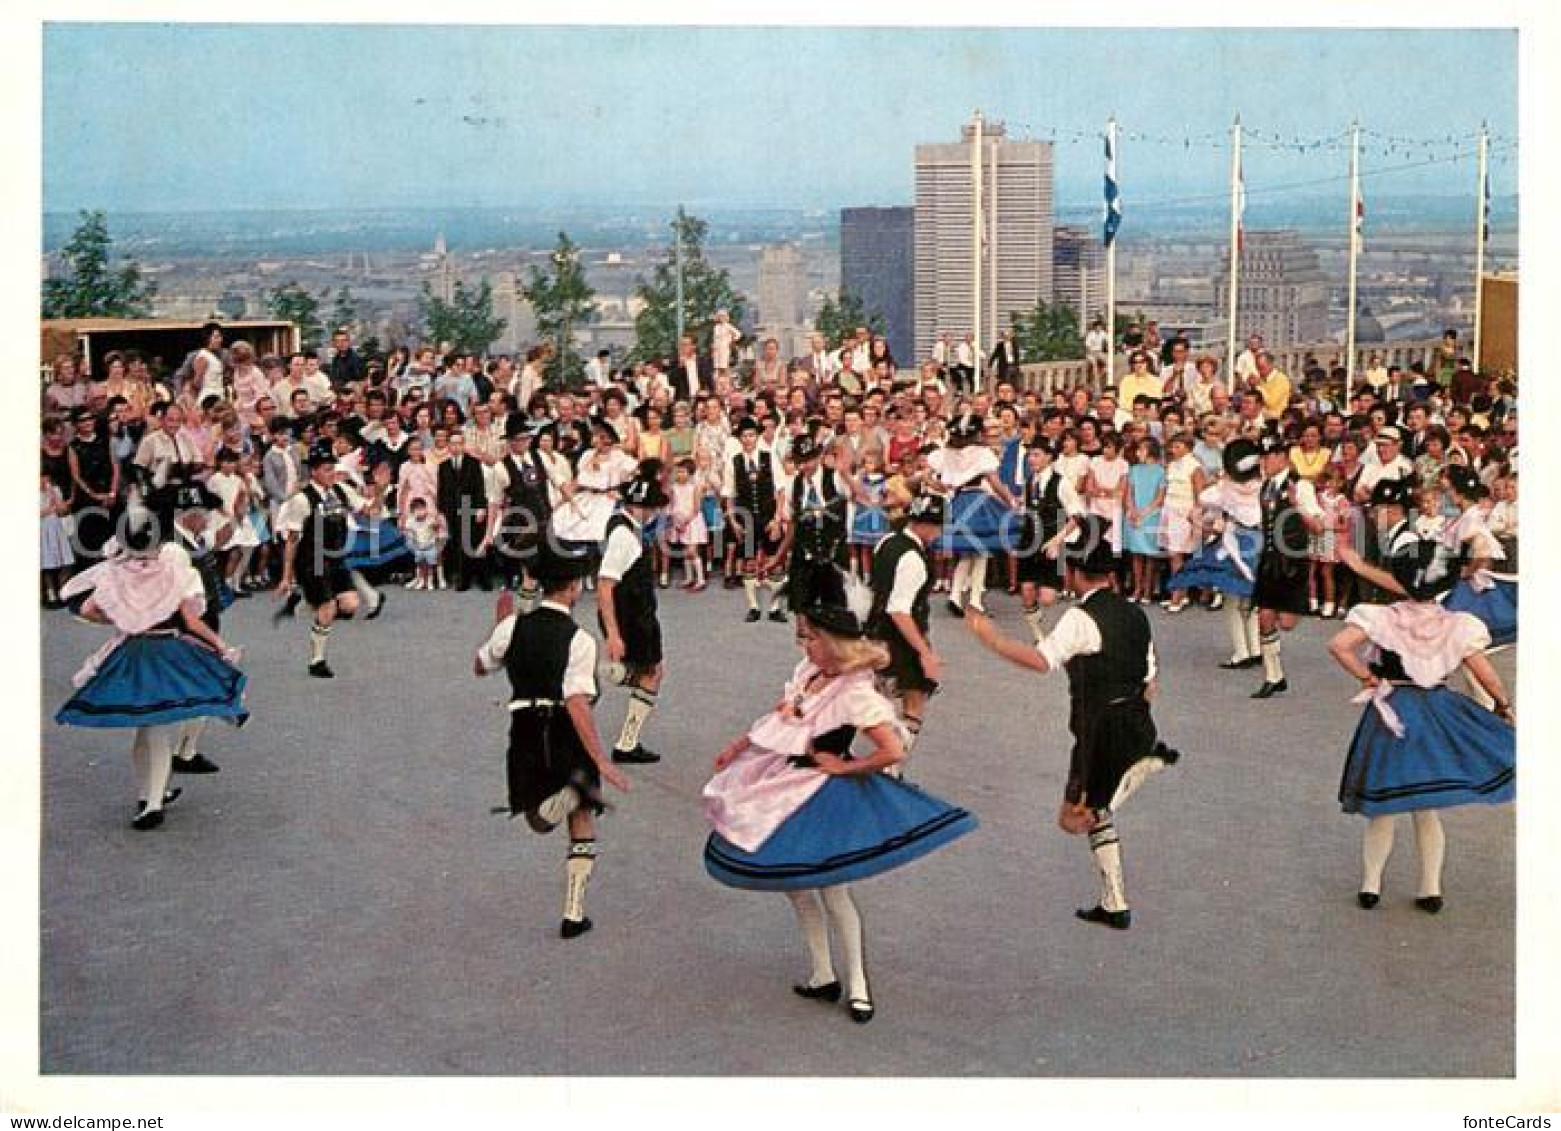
[1288,420,1331,481]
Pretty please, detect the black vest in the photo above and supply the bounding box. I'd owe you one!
[298,482,352,566]
[179,530,224,616]
[1063,591,1151,710]
[868,530,933,635]
[502,451,551,524]
[1260,473,1313,559]
[792,469,847,561]
[606,512,657,621]
[503,606,579,701]
[731,449,776,521]
[1024,469,1065,548]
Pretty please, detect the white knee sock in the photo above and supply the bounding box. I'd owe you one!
[742,574,759,611]
[1088,819,1129,912]
[517,579,541,615]
[1260,632,1284,683]
[563,839,597,923]
[536,785,582,828]
[968,556,988,607]
[1361,815,1396,894]
[615,687,657,753]
[1024,604,1047,643]
[1412,810,1446,898]
[785,890,836,987]
[1109,756,1167,812]
[950,558,972,605]
[1224,600,1252,661]
[350,569,382,611]
[820,886,868,1003]
[309,621,331,665]
[1243,603,1261,659]
[174,718,207,763]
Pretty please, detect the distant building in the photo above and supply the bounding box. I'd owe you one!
[914,116,1054,361]
[755,243,808,354]
[1051,225,1104,332]
[431,230,455,304]
[1212,230,1329,348]
[839,206,914,364]
[490,271,537,356]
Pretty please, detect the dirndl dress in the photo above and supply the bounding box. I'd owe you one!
[935,487,1023,555]
[702,663,976,892]
[849,477,891,547]
[1441,572,1518,648]
[56,632,248,729]
[344,517,410,570]
[1166,524,1260,598]
[1336,602,1514,817]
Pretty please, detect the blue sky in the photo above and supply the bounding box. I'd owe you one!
[42,24,1518,214]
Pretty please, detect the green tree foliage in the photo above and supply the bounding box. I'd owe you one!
[266,282,325,350]
[41,210,157,319]
[1012,300,1086,363]
[523,232,597,388]
[632,207,745,362]
[330,286,360,337]
[814,290,884,347]
[418,278,507,356]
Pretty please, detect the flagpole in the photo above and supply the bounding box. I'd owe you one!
[1225,114,1242,384]
[972,109,985,394]
[1345,120,1361,402]
[1105,115,1118,389]
[1473,122,1489,371]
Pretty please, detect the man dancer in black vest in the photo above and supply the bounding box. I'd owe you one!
[276,447,370,678]
[866,493,946,773]
[597,461,670,765]
[967,514,1178,930]
[1250,433,1324,699]
[489,416,552,611]
[723,417,785,622]
[473,542,632,939]
[785,433,850,618]
[158,480,231,775]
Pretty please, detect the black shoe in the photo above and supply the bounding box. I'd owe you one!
[1357,891,1380,910]
[767,608,788,623]
[848,998,875,1024]
[456,582,471,592]
[230,587,252,600]
[744,608,762,623]
[1075,904,1132,930]
[366,593,387,620]
[1151,742,1180,767]
[1250,679,1289,699]
[1218,657,1256,670]
[1415,895,1444,914]
[173,753,221,775]
[308,661,335,679]
[560,917,593,939]
[131,806,164,831]
[272,590,302,625]
[793,980,842,1003]
[724,574,741,590]
[611,745,661,765]
[945,600,965,619]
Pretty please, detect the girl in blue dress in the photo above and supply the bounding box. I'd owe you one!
[702,569,976,1024]
[1122,437,1166,604]
[847,449,890,578]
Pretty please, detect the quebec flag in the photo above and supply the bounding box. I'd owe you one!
[1103,132,1122,248]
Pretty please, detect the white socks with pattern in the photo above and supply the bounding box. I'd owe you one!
[563,839,597,924]
[615,688,657,753]
[1089,819,1129,913]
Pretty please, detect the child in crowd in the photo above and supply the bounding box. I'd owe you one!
[694,447,723,588]
[207,446,259,598]
[668,458,710,591]
[848,449,890,578]
[1157,432,1204,613]
[401,496,445,591]
[1122,437,1166,605]
[240,451,272,589]
[1082,432,1128,593]
[40,473,74,608]
[1308,464,1353,618]
[1487,471,1518,569]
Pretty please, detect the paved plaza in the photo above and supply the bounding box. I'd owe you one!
[37,585,1515,1077]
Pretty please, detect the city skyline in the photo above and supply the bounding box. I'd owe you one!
[43,25,1517,217]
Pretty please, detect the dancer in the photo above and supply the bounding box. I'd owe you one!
[1014,440,1084,643]
[1165,438,1264,671]
[785,433,851,620]
[597,461,670,765]
[723,417,785,622]
[55,501,246,830]
[928,412,1018,616]
[473,542,632,938]
[1327,532,1515,913]
[489,417,553,606]
[1250,433,1325,699]
[1439,464,1517,655]
[159,480,234,776]
[865,493,947,771]
[966,515,1179,930]
[702,567,976,1023]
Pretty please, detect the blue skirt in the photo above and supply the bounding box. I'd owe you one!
[933,490,1023,554]
[849,506,891,547]
[344,519,409,569]
[1166,528,1260,597]
[56,635,249,730]
[701,496,721,532]
[1442,578,1517,648]
[704,773,977,891]
[1338,685,1514,816]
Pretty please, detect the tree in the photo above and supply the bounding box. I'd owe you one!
[329,286,360,337]
[1012,300,1086,363]
[41,210,157,319]
[814,290,884,347]
[632,207,745,362]
[266,282,325,351]
[418,278,507,356]
[523,232,596,388]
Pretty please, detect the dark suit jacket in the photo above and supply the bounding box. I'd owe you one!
[989,341,1018,381]
[437,455,488,522]
[669,353,714,401]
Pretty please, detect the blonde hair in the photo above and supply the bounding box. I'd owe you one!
[806,621,889,674]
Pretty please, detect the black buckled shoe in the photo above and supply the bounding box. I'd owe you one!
[560,917,593,939]
[847,997,875,1024]
[792,980,842,1003]
[611,744,661,765]
[1357,892,1380,910]
[744,608,762,623]
[173,753,221,774]
[1250,679,1288,699]
[366,593,387,620]
[308,661,336,679]
[1075,904,1132,930]
[767,608,788,623]
[1415,895,1444,914]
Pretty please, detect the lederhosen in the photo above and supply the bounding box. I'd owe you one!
[503,607,602,816]
[1063,591,1161,811]
[600,512,662,669]
[729,450,779,560]
[868,529,937,694]
[1016,469,1065,589]
[788,470,849,612]
[497,451,552,577]
[296,483,355,608]
[179,529,226,633]
[1251,472,1312,616]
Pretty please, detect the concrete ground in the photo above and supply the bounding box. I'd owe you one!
[37,579,1515,1077]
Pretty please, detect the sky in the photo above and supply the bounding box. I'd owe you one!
[41,24,1518,215]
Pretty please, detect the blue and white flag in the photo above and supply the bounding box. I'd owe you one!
[1481,163,1491,244]
[1103,132,1122,248]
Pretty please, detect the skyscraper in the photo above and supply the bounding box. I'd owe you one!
[1052,225,1105,332]
[1212,230,1329,348]
[755,243,808,353]
[913,116,1054,363]
[840,206,914,364]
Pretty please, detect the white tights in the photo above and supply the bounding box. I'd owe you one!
[786,886,869,1002]
[1361,812,1446,898]
[130,722,194,811]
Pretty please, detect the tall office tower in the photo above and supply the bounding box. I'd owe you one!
[756,243,808,344]
[1212,230,1330,348]
[839,206,915,364]
[1052,225,1105,332]
[913,116,1054,363]
[490,271,537,356]
[431,230,456,304]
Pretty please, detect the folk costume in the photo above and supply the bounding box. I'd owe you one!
[1250,434,1324,698]
[866,494,944,761]
[724,418,785,622]
[1438,466,1517,652]
[786,434,851,618]
[490,418,554,605]
[598,462,669,766]
[1015,441,1085,641]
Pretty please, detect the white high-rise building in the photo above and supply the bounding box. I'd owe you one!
[914,116,1054,363]
[1052,225,1105,332]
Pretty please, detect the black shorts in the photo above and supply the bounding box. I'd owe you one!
[300,565,355,609]
[1252,553,1310,616]
[600,609,663,670]
[879,628,938,695]
[728,510,782,560]
[1015,548,1063,589]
